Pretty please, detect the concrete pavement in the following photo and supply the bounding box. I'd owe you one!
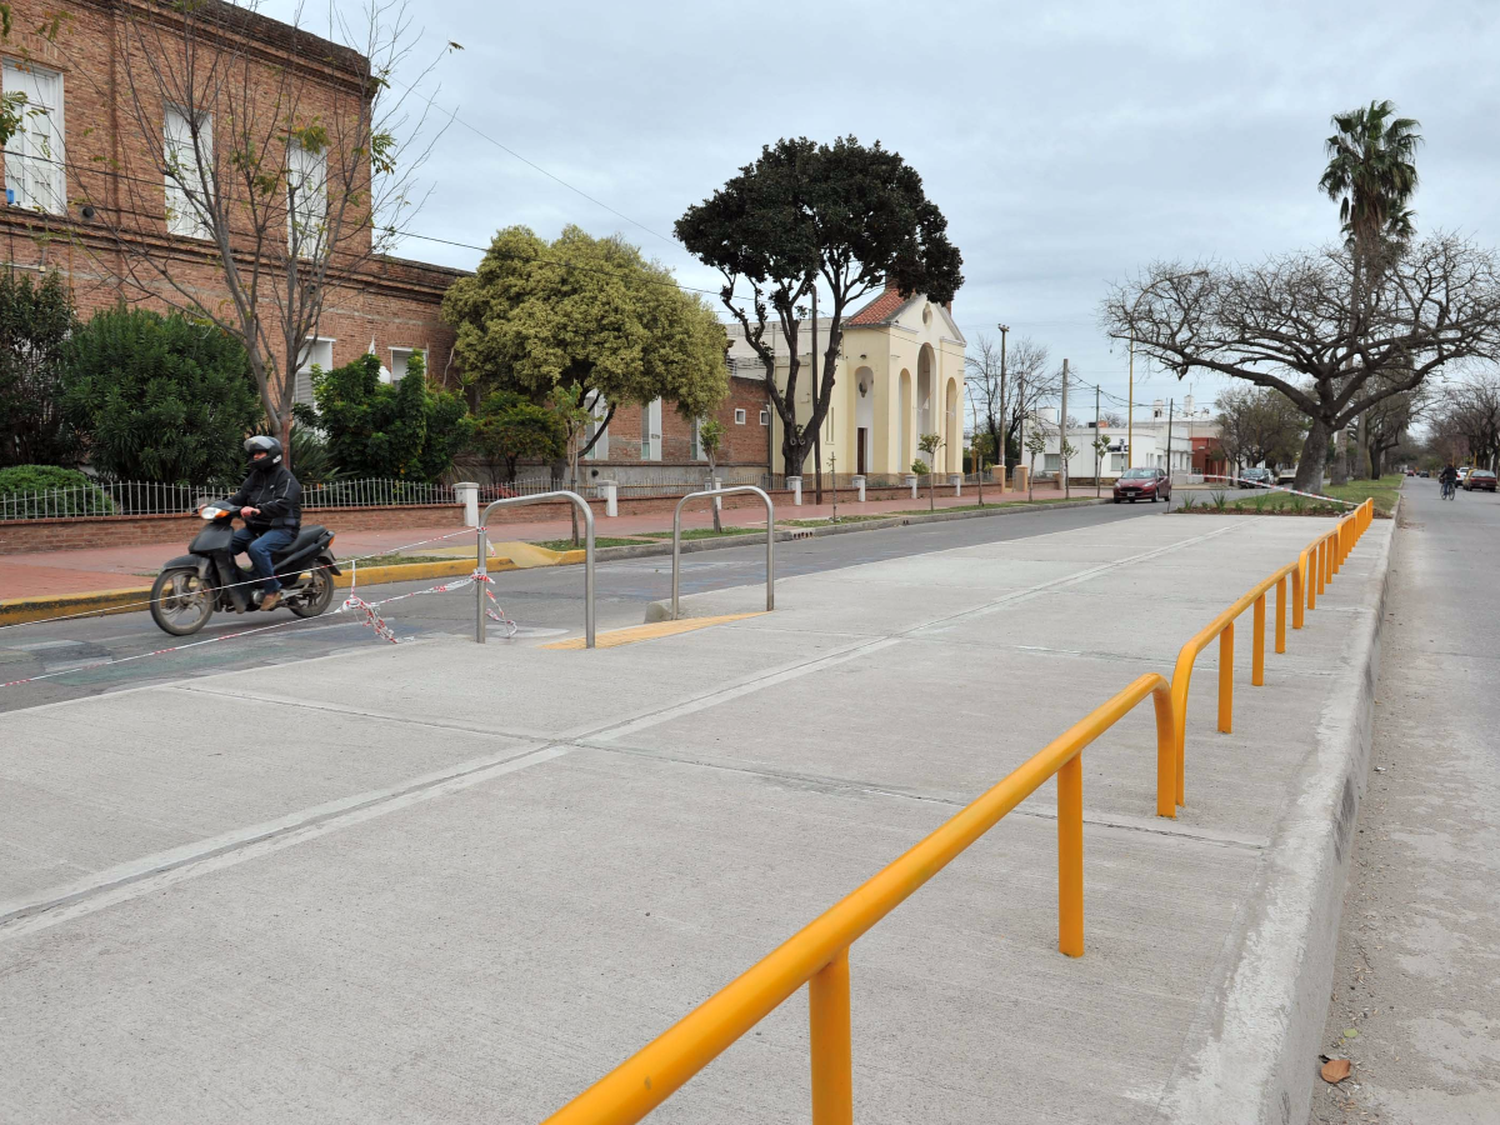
[0,509,1390,1123]
[1311,479,1500,1124]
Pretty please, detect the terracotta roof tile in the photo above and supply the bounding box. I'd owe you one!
[846,286,911,326]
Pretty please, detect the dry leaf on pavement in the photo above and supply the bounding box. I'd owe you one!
[1320,1058,1352,1083]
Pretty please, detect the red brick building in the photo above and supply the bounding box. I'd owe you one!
[0,0,458,406]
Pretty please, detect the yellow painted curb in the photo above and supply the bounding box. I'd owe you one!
[0,586,154,626]
[541,612,767,651]
[335,557,516,589]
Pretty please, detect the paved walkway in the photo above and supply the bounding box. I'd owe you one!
[0,485,1077,599]
[0,510,1388,1123]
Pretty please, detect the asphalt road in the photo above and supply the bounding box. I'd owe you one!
[1310,477,1500,1123]
[0,497,1176,714]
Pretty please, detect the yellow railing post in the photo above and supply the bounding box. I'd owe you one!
[1058,754,1084,957]
[1275,576,1287,653]
[1218,622,1234,733]
[1293,558,1306,628]
[1316,539,1327,597]
[1152,685,1177,818]
[1332,526,1342,575]
[1252,593,1266,686]
[809,950,853,1125]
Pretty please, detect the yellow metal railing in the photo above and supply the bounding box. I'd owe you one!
[541,497,1377,1125]
[542,674,1177,1125]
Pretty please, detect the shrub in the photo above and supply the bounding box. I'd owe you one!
[1211,490,1229,511]
[0,464,114,517]
[0,269,79,468]
[61,307,261,483]
[472,390,565,482]
[910,460,930,477]
[293,351,472,482]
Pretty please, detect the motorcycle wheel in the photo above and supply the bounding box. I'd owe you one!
[289,567,335,618]
[150,567,214,636]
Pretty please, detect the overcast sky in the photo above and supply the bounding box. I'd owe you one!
[274,0,1500,422]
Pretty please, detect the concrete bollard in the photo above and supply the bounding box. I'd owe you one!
[853,474,866,502]
[600,479,618,518]
[905,473,918,499]
[788,476,803,505]
[950,473,963,497]
[456,481,480,527]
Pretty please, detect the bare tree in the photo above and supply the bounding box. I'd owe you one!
[1360,380,1428,478]
[1432,374,1500,471]
[1103,237,1500,492]
[1214,385,1306,473]
[52,0,454,463]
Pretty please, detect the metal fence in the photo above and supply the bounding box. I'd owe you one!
[0,477,463,522]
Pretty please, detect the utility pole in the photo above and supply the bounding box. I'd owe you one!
[1127,337,1135,470]
[997,323,1009,491]
[1095,383,1102,497]
[1167,398,1175,486]
[1059,358,1069,499]
[811,287,822,505]
[1017,356,1026,495]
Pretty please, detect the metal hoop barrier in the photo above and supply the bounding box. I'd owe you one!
[476,491,595,648]
[670,486,775,620]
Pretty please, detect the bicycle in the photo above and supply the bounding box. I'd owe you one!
[1441,479,1457,500]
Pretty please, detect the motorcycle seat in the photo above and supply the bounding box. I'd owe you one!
[271,525,329,562]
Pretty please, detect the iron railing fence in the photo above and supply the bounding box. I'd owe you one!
[0,477,465,521]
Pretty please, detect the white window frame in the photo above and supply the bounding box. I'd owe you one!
[387,346,426,385]
[640,398,662,461]
[734,408,747,425]
[164,105,212,239]
[295,336,336,406]
[287,139,327,257]
[759,408,770,426]
[690,418,706,462]
[2,61,66,215]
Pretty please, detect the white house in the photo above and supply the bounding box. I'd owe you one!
[1034,397,1218,479]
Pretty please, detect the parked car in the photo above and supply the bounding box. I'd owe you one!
[1463,469,1497,492]
[1276,467,1297,485]
[1418,470,1431,478]
[1112,467,1171,503]
[1240,467,1274,489]
[1457,467,1471,486]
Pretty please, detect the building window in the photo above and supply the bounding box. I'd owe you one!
[583,394,609,461]
[690,418,705,461]
[640,398,662,461]
[734,408,747,425]
[388,347,426,384]
[2,62,65,214]
[164,105,212,239]
[296,337,335,405]
[1044,454,1061,472]
[759,408,770,426]
[287,139,327,257]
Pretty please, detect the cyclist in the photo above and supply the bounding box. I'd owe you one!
[1439,462,1459,500]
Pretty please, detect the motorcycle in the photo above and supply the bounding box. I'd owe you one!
[149,500,340,636]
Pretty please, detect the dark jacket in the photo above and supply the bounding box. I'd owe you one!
[227,466,302,531]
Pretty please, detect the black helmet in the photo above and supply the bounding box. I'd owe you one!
[245,435,283,472]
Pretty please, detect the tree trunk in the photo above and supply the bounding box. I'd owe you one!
[1370,445,1383,480]
[781,432,812,479]
[1330,426,1349,486]
[278,412,295,472]
[708,453,722,533]
[1293,417,1331,494]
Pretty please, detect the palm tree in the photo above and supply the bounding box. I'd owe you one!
[1319,99,1422,255]
[1318,100,1421,484]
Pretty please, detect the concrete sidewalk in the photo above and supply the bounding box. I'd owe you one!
[0,511,1390,1123]
[0,487,1072,599]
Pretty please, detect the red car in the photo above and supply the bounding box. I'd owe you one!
[1113,467,1172,503]
[1463,469,1497,492]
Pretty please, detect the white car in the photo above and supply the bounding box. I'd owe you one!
[1276,467,1297,485]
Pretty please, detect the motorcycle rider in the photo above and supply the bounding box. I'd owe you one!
[224,436,302,611]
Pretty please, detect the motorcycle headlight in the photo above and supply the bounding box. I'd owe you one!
[201,505,228,520]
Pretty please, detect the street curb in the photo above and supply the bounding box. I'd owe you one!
[583,497,1112,565]
[0,499,1109,626]
[1160,508,1397,1125]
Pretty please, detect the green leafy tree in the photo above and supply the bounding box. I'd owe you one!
[548,382,595,546]
[473,390,566,483]
[1024,425,1047,502]
[0,269,78,468]
[60,307,260,483]
[1091,432,1112,496]
[698,418,725,531]
[917,432,943,511]
[676,135,964,477]
[442,225,729,449]
[1060,437,1077,499]
[294,351,471,483]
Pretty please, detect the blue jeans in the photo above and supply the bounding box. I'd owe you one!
[231,527,296,594]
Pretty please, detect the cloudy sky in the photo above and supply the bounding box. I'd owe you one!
[275,0,1500,423]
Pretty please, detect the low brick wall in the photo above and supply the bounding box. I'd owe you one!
[0,480,1038,555]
